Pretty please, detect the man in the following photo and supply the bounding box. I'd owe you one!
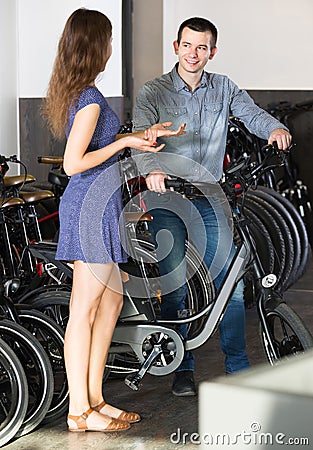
[132,17,292,396]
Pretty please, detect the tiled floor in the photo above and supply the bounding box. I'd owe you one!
[4,260,313,450]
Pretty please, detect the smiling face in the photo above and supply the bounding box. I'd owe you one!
[173,26,217,80]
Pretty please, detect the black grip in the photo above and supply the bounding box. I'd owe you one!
[164,178,185,189]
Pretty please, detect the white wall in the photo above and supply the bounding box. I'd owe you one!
[1,0,312,164]
[163,0,313,89]
[17,0,78,98]
[84,0,122,97]
[0,0,18,160]
[18,0,122,98]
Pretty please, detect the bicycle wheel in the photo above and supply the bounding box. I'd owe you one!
[244,207,276,271]
[246,194,295,291]
[260,302,313,365]
[258,186,312,283]
[22,291,117,383]
[26,290,71,329]
[16,283,71,304]
[0,338,28,447]
[249,188,301,288]
[245,198,287,287]
[0,319,54,437]
[17,309,68,424]
[130,235,214,335]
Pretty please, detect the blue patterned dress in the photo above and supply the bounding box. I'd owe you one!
[56,86,127,264]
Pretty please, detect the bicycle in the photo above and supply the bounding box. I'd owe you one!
[118,144,313,390]
[0,274,67,426]
[266,100,313,244]
[0,278,55,437]
[0,319,54,437]
[0,337,28,447]
[0,155,70,301]
[25,143,313,391]
[15,307,67,424]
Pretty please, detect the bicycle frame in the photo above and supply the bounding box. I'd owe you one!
[26,144,305,389]
[110,197,282,389]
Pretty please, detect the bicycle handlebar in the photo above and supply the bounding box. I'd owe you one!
[164,178,208,197]
[0,155,18,164]
[162,143,294,199]
[225,143,293,183]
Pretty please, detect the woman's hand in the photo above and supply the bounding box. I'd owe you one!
[144,122,186,143]
[126,136,165,153]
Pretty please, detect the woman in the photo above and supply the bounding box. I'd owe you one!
[44,8,185,432]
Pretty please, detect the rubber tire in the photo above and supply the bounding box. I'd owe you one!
[248,188,301,288]
[27,292,113,384]
[0,320,54,437]
[242,209,275,307]
[244,198,287,289]
[244,208,275,273]
[17,309,68,424]
[129,235,215,336]
[246,194,295,291]
[0,338,28,447]
[25,291,71,329]
[257,186,312,283]
[260,302,313,365]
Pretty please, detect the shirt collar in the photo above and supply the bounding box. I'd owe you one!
[171,64,212,92]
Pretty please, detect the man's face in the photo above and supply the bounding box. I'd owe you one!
[174,27,217,76]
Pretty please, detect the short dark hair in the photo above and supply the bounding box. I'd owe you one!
[177,17,218,49]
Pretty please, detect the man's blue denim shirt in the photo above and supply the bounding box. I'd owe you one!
[132,65,287,183]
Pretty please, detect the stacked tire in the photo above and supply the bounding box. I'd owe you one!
[243,186,311,303]
[0,309,67,447]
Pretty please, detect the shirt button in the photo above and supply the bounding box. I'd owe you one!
[195,131,198,135]
[195,112,198,115]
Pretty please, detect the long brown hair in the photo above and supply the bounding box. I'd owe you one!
[44,8,112,139]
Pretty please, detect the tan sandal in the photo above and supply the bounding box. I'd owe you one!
[68,407,131,432]
[93,400,141,423]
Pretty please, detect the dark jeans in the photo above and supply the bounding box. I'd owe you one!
[145,191,249,374]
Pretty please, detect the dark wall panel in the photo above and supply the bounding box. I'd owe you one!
[248,90,313,204]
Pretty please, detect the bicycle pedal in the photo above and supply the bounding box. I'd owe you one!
[124,374,142,391]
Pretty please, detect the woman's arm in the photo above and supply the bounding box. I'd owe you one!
[63,104,165,176]
[116,122,186,142]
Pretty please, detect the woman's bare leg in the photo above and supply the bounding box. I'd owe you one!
[65,260,123,429]
[87,265,140,422]
[88,264,123,405]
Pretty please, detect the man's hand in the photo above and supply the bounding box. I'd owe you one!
[268,128,292,150]
[144,122,186,144]
[145,170,168,193]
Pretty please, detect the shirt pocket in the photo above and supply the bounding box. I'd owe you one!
[203,102,224,129]
[163,107,188,128]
